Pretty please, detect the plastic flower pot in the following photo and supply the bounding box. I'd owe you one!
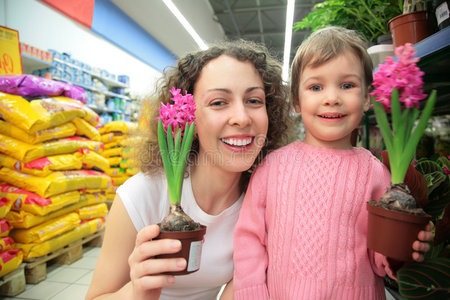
[388,11,431,48]
[154,225,207,275]
[367,202,431,261]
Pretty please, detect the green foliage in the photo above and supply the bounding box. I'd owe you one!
[415,156,450,219]
[157,120,195,205]
[293,0,403,43]
[397,258,450,299]
[396,155,450,299]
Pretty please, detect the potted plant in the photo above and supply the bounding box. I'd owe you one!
[366,43,437,262]
[388,0,433,47]
[383,154,450,299]
[293,0,402,44]
[154,87,206,275]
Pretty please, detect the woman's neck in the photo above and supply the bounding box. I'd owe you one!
[190,163,242,216]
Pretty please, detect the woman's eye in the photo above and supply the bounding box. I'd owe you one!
[248,98,264,105]
[342,83,355,89]
[210,100,226,107]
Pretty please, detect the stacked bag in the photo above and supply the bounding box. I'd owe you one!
[0,91,109,262]
[0,195,22,277]
[98,121,139,201]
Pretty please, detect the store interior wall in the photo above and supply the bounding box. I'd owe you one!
[1,0,163,97]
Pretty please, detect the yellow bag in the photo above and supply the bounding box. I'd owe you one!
[0,236,15,251]
[0,183,80,216]
[10,212,80,244]
[57,97,100,127]
[0,249,23,277]
[17,217,105,259]
[103,142,120,149]
[0,168,112,198]
[111,175,130,187]
[126,167,138,176]
[98,121,137,134]
[6,201,82,229]
[0,196,13,219]
[107,156,122,167]
[101,147,123,158]
[74,149,109,172]
[72,117,101,141]
[0,219,12,237]
[100,132,125,144]
[0,135,103,163]
[104,167,126,177]
[0,120,76,144]
[106,193,116,201]
[120,158,137,169]
[78,203,108,220]
[0,153,83,177]
[0,93,86,133]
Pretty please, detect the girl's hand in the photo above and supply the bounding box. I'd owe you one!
[412,221,434,262]
[128,224,186,300]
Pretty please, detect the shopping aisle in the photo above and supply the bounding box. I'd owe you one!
[3,246,100,300]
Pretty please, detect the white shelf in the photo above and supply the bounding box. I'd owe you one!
[21,53,53,74]
[53,58,129,88]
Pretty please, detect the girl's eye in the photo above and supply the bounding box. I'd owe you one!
[310,85,322,92]
[342,83,355,89]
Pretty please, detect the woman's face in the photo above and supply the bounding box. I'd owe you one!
[193,55,268,173]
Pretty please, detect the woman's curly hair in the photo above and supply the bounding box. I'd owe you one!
[135,39,293,191]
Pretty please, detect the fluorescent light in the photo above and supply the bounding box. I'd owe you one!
[282,0,295,82]
[162,0,208,50]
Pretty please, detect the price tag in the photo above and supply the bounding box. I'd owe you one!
[0,26,22,75]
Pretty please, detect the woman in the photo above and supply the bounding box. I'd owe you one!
[86,40,292,300]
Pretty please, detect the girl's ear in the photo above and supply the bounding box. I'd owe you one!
[362,93,370,112]
[293,98,301,113]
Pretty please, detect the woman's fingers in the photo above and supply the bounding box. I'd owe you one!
[132,238,182,263]
[133,257,186,278]
[135,224,160,247]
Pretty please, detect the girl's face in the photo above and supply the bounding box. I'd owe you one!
[294,52,370,149]
[193,55,268,173]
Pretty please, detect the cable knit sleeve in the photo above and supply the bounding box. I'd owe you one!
[233,162,270,300]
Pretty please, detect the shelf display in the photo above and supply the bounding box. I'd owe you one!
[20,47,136,124]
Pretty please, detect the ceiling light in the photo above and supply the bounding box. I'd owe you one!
[282,0,295,82]
[162,0,208,50]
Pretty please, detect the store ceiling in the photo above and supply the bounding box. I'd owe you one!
[111,0,319,65]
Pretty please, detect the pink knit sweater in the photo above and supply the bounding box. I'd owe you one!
[234,141,394,300]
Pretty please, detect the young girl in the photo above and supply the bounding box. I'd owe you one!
[233,27,433,299]
[86,40,292,300]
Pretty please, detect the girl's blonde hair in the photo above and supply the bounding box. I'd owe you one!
[135,39,292,191]
[290,26,373,107]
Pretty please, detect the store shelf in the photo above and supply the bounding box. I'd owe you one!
[21,53,53,74]
[52,76,130,100]
[53,58,129,88]
[414,26,450,116]
[86,104,130,116]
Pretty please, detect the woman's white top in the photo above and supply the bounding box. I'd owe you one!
[117,172,243,300]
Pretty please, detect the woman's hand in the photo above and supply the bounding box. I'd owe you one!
[412,221,434,262]
[128,224,187,300]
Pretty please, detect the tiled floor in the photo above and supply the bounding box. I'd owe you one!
[4,246,100,300]
[2,246,399,300]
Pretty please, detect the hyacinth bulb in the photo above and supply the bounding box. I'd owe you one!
[160,204,201,232]
[378,184,426,215]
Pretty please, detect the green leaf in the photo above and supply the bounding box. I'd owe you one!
[397,258,450,299]
[399,91,437,182]
[371,99,395,172]
[157,120,176,204]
